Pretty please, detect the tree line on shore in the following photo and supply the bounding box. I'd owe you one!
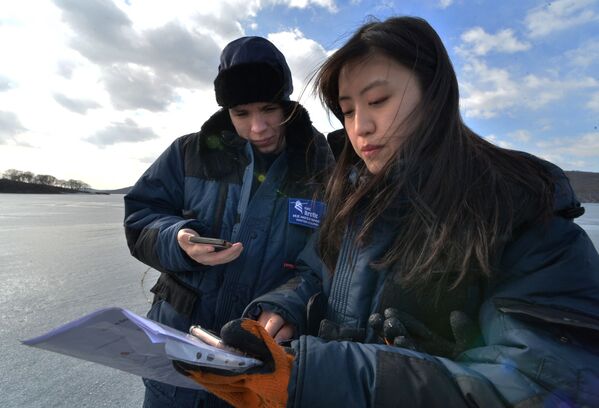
[2,169,90,191]
[2,168,596,201]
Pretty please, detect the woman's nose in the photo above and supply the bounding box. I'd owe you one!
[354,109,374,137]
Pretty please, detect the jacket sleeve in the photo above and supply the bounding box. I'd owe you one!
[124,137,207,273]
[287,216,599,407]
[244,233,326,334]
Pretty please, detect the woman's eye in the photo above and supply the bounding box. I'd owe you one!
[341,109,354,118]
[370,96,388,106]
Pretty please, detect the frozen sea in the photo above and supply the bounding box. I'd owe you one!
[0,194,159,407]
[0,194,597,407]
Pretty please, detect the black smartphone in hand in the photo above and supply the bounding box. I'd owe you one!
[188,236,233,250]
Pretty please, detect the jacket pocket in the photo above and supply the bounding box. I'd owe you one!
[151,273,199,318]
[494,297,599,355]
[495,297,599,405]
[494,297,599,332]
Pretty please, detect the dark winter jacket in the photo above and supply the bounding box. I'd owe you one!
[247,159,599,407]
[124,102,333,336]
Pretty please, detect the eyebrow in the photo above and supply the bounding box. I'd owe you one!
[338,79,389,102]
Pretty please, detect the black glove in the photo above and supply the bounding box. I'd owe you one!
[368,308,482,358]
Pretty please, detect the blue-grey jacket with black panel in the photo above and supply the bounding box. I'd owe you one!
[124,102,332,406]
[247,158,599,407]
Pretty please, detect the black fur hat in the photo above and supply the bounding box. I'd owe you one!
[214,37,293,108]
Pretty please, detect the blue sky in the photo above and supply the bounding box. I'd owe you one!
[0,0,598,189]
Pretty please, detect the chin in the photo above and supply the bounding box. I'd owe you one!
[258,146,276,154]
[365,163,382,175]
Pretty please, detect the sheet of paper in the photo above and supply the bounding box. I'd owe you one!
[22,307,261,390]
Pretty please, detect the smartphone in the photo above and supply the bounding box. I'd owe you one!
[188,236,232,250]
[189,325,225,348]
[189,325,245,356]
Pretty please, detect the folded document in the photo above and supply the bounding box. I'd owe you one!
[22,307,262,390]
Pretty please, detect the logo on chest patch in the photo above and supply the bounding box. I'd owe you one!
[288,198,326,228]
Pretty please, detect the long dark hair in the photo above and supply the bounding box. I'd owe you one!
[315,16,554,292]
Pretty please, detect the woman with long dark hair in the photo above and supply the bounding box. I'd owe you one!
[178,17,599,407]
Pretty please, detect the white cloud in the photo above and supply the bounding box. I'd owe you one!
[566,39,599,69]
[269,29,328,86]
[267,29,337,132]
[0,111,27,143]
[484,134,513,149]
[438,0,454,9]
[459,60,518,118]
[56,60,78,78]
[524,132,599,171]
[587,92,599,112]
[0,0,342,189]
[122,0,336,38]
[286,0,337,12]
[53,93,101,114]
[459,58,599,118]
[508,129,533,142]
[85,118,159,147]
[0,75,15,91]
[54,1,222,102]
[537,132,599,158]
[101,64,180,112]
[525,74,598,106]
[525,0,599,38]
[51,0,339,116]
[139,156,159,164]
[457,27,531,56]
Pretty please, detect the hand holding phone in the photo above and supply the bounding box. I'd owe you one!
[178,229,242,266]
[188,236,233,250]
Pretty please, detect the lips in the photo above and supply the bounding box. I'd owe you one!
[252,135,275,147]
[361,144,383,157]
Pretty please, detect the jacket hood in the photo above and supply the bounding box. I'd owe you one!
[214,36,293,108]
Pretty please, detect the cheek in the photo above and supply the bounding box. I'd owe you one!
[346,132,360,155]
[231,119,250,138]
[266,118,281,130]
[266,113,284,128]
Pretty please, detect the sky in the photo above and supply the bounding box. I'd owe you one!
[0,0,598,190]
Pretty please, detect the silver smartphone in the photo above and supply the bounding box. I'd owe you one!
[189,325,245,356]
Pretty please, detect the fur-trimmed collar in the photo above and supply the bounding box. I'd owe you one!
[189,101,331,184]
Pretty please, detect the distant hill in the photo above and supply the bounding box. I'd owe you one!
[0,178,133,194]
[0,179,82,194]
[108,187,132,194]
[91,186,132,194]
[564,171,599,203]
[2,173,598,202]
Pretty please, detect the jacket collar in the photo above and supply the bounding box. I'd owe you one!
[197,101,327,183]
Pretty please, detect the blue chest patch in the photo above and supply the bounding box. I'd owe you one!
[288,198,326,229]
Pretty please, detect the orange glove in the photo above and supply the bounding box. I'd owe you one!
[177,318,294,408]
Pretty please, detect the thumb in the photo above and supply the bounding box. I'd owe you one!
[449,310,481,351]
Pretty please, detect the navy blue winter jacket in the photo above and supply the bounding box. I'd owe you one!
[248,160,599,407]
[124,102,333,335]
